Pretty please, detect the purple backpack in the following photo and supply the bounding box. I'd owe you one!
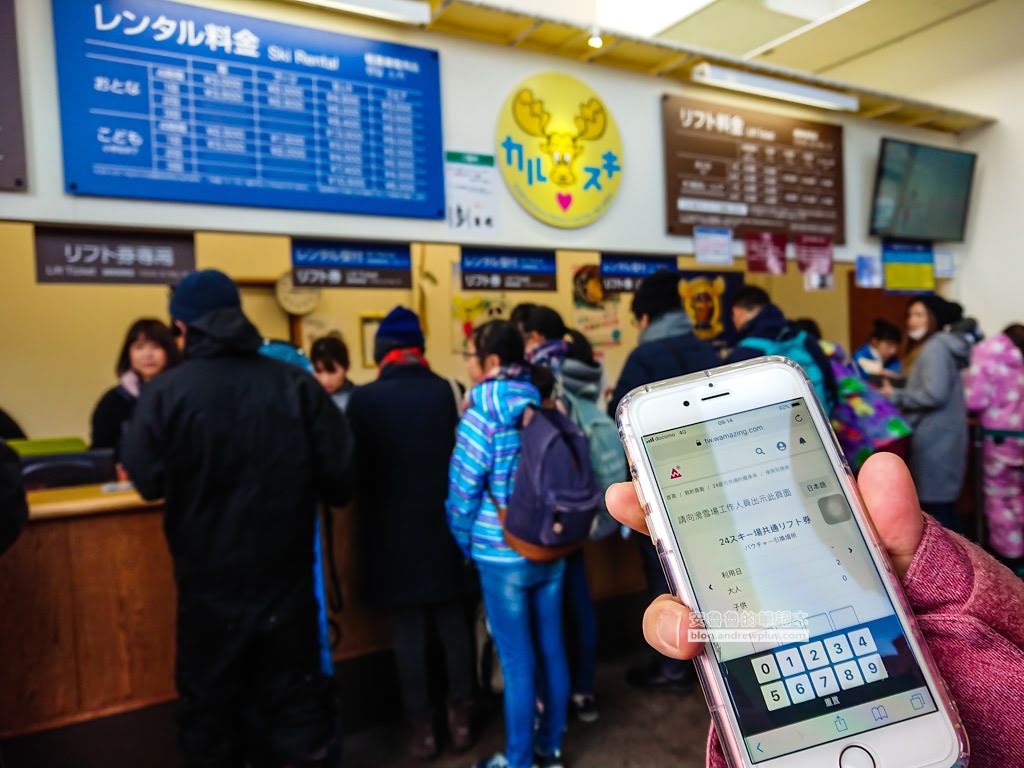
[491,407,603,562]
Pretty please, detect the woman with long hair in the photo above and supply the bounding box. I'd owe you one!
[881,296,972,530]
[447,320,569,768]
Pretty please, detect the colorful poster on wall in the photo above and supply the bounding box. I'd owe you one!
[461,248,557,291]
[451,262,511,354]
[572,264,621,347]
[35,227,195,284]
[883,240,935,293]
[496,72,623,229]
[745,232,788,275]
[445,151,498,232]
[600,254,677,293]
[292,241,412,288]
[856,254,883,289]
[694,226,734,266]
[679,270,745,351]
[51,0,445,218]
[662,94,845,243]
[0,0,26,191]
[795,234,833,276]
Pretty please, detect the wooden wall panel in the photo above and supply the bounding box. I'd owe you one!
[584,536,647,600]
[0,520,79,735]
[847,271,913,355]
[327,504,393,661]
[67,512,177,712]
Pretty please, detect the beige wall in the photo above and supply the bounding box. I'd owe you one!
[0,219,856,439]
[0,221,170,441]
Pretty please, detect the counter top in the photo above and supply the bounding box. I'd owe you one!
[28,483,160,521]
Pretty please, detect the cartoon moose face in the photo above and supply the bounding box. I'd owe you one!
[512,89,607,187]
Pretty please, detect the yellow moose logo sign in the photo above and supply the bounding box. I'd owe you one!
[497,73,623,229]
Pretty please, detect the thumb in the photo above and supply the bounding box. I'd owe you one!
[856,452,925,578]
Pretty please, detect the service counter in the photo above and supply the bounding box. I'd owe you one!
[0,485,645,738]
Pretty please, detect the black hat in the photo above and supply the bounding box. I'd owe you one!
[631,269,682,322]
[912,294,963,329]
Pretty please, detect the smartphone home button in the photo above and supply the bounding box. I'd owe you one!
[838,745,875,768]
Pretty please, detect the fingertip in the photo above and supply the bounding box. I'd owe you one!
[605,481,648,534]
[857,452,924,574]
[643,596,704,660]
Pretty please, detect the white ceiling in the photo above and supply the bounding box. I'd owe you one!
[486,0,996,75]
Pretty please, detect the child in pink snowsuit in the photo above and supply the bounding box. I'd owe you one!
[964,326,1024,565]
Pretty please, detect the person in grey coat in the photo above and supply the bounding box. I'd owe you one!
[881,295,977,531]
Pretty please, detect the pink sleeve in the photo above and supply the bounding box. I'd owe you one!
[705,516,1024,768]
[963,354,990,414]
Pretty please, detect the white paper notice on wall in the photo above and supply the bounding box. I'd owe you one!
[445,151,498,232]
[934,249,956,279]
[694,226,734,265]
[804,271,835,291]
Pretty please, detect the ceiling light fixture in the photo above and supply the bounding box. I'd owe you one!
[690,62,859,112]
[587,27,604,49]
[287,0,431,26]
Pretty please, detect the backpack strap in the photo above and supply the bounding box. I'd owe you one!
[737,336,775,355]
[318,501,343,655]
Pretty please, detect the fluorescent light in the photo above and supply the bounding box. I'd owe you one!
[690,62,859,112]
[287,0,431,25]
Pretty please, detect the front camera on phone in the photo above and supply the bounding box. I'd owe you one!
[819,495,853,525]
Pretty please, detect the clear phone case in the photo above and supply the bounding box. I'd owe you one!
[615,356,968,768]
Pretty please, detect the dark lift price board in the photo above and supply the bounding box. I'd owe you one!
[662,94,845,244]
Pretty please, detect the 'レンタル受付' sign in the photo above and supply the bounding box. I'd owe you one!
[600,254,677,293]
[662,95,845,244]
[461,248,557,291]
[35,228,195,284]
[51,0,445,218]
[292,241,411,288]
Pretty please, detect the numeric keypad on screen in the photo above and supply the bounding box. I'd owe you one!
[753,626,887,710]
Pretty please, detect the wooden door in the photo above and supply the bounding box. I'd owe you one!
[847,271,910,353]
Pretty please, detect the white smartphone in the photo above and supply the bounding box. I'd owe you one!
[616,357,966,768]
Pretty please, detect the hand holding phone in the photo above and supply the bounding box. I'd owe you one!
[615,358,965,768]
[605,451,922,666]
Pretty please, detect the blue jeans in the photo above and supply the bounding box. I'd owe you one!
[563,549,597,696]
[478,560,569,768]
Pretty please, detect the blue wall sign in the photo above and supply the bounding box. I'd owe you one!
[52,0,445,219]
[600,254,677,292]
[461,248,557,291]
[293,240,411,288]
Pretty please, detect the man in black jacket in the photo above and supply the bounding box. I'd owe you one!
[123,270,352,768]
[346,307,473,760]
[725,286,836,410]
[607,270,719,693]
[607,269,720,418]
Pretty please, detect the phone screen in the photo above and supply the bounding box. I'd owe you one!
[642,398,937,763]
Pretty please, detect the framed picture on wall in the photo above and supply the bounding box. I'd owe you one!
[360,313,385,369]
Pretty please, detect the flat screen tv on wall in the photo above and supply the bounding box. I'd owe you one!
[869,138,977,242]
